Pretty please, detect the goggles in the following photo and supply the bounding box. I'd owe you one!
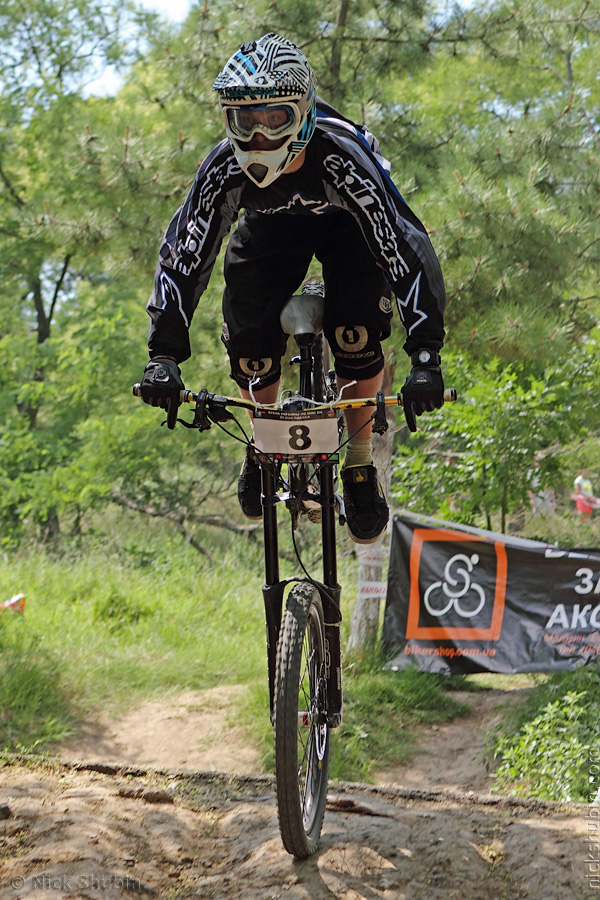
[224,103,300,141]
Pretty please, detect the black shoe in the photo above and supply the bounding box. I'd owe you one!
[341,464,389,544]
[238,444,262,519]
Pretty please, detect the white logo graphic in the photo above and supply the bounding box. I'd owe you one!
[264,193,331,215]
[423,553,486,618]
[396,270,428,335]
[159,272,189,327]
[239,357,273,378]
[334,325,369,353]
[323,153,409,281]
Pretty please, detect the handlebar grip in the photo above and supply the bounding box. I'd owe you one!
[133,384,192,403]
[396,387,457,407]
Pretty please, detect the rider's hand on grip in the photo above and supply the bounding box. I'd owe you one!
[401,363,445,433]
[139,357,184,430]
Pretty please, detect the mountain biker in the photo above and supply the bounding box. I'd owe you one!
[140,32,446,544]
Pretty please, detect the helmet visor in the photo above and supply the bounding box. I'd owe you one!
[224,103,300,141]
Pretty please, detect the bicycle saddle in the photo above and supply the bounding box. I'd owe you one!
[280,287,324,347]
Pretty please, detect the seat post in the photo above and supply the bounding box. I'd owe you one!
[298,343,313,399]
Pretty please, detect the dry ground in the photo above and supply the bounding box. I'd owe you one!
[0,686,596,899]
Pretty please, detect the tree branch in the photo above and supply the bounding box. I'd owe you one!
[48,254,72,327]
[0,163,25,208]
[109,491,261,540]
[30,277,51,344]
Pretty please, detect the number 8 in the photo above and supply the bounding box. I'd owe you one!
[289,425,311,451]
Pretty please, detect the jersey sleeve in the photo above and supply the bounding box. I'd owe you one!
[147,142,244,362]
[318,129,446,355]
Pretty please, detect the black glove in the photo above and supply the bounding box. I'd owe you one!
[402,349,444,433]
[140,357,184,429]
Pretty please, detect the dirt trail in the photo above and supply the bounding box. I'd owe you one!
[56,687,262,776]
[55,683,522,794]
[375,687,525,795]
[0,686,595,899]
[0,761,592,900]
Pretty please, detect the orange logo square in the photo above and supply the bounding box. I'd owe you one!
[405,528,507,641]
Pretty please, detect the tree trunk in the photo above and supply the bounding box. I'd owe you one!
[329,0,350,103]
[346,355,396,652]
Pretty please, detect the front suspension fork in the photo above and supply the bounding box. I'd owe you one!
[260,460,343,726]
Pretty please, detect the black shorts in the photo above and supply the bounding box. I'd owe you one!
[222,210,393,389]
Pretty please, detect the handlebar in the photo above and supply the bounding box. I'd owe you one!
[132,384,457,413]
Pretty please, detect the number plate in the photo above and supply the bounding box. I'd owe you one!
[253,408,339,460]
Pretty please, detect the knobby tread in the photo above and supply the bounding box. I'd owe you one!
[274,582,330,858]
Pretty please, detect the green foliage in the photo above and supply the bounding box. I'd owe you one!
[239,649,470,783]
[0,532,269,727]
[92,589,156,631]
[423,1,600,357]
[391,350,594,530]
[0,615,76,750]
[491,667,600,801]
[1,0,599,541]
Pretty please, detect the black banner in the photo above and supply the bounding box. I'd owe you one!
[381,512,600,674]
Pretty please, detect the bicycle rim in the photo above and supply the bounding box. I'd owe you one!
[274,581,330,858]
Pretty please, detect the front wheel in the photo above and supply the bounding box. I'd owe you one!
[274,582,330,857]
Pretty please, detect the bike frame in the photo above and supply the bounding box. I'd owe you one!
[134,350,455,734]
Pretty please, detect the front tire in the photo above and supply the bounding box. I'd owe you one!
[274,582,330,857]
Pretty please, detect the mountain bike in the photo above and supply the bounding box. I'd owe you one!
[134,282,455,858]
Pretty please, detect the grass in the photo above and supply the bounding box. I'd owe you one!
[0,524,269,748]
[0,519,471,783]
[236,651,470,783]
[330,660,470,781]
[3,516,597,796]
[0,615,77,749]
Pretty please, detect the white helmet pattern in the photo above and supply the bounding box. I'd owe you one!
[213,33,317,187]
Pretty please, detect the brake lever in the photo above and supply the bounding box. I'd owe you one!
[165,396,179,430]
[192,388,213,432]
[371,390,389,436]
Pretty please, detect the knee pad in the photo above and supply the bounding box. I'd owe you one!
[222,325,284,390]
[326,324,386,381]
[228,354,282,390]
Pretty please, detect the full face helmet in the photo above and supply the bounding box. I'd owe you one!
[213,33,317,188]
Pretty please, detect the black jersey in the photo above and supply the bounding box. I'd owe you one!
[147,101,446,362]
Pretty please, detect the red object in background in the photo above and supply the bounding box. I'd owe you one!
[1,593,25,614]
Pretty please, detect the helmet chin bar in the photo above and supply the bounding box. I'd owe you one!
[233,139,301,187]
